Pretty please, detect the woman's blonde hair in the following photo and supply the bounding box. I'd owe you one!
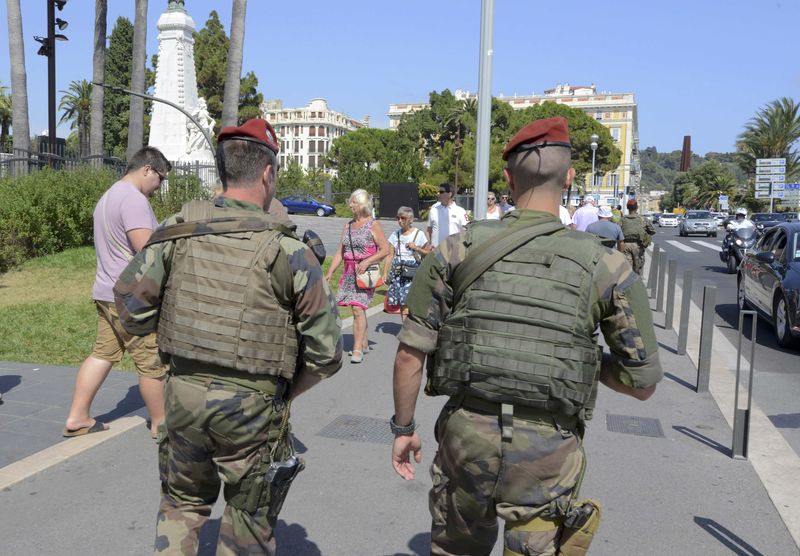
[349,189,373,217]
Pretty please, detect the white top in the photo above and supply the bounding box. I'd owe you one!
[428,201,469,247]
[390,228,425,262]
[558,205,573,227]
[485,206,503,220]
[728,219,755,230]
[572,204,599,232]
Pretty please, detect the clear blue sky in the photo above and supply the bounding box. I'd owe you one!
[2,0,798,155]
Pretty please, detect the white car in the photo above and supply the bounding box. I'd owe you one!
[659,214,679,227]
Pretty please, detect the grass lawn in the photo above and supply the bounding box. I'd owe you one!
[0,246,385,371]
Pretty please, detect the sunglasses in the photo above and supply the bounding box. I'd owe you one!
[151,167,166,184]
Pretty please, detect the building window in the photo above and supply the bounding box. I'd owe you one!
[293,141,299,153]
[595,111,603,120]
[280,155,285,167]
[308,156,315,168]
[610,127,620,142]
[294,125,300,135]
[309,127,316,137]
[318,126,325,137]
[299,155,303,165]
[309,142,316,153]
[609,174,619,188]
[318,140,325,153]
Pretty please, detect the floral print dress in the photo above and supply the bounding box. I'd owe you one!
[336,219,378,310]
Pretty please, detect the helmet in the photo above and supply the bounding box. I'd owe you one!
[735,207,747,217]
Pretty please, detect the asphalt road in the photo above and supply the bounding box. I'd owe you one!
[650,224,800,455]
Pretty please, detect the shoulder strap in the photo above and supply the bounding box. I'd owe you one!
[144,216,297,248]
[451,219,565,302]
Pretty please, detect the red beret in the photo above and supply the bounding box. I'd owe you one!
[626,198,638,208]
[217,118,280,154]
[502,117,571,161]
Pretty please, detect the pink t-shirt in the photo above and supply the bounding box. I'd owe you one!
[92,180,157,302]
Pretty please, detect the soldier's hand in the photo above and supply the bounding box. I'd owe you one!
[391,432,422,481]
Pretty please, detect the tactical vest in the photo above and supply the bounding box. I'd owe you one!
[157,200,299,379]
[620,214,646,243]
[428,221,605,420]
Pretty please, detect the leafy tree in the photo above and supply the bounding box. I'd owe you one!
[672,161,737,209]
[0,82,11,145]
[277,158,306,196]
[58,80,93,158]
[737,97,800,182]
[238,71,263,124]
[103,17,134,158]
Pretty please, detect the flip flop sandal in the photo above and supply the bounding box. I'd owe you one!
[63,420,108,437]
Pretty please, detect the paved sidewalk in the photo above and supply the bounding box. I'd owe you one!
[1,299,798,554]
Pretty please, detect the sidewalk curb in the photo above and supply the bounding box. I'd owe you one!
[646,247,800,547]
[0,415,146,490]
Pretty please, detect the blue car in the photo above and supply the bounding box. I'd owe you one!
[279,195,336,217]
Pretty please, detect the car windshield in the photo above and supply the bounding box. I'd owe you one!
[686,212,711,219]
[752,213,781,222]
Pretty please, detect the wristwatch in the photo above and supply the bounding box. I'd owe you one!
[389,415,416,436]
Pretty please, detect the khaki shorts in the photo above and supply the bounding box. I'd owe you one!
[91,300,167,379]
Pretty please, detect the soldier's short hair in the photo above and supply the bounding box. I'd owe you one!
[221,139,277,189]
[349,189,373,217]
[125,147,171,176]
[506,146,571,192]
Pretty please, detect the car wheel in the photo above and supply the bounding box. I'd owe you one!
[773,295,799,348]
[726,255,737,274]
[316,208,325,217]
[737,276,750,310]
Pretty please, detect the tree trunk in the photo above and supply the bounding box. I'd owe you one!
[127,0,148,161]
[90,0,107,165]
[6,0,31,174]
[221,0,247,127]
[79,117,90,158]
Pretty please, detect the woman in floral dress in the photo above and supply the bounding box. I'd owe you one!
[325,189,390,363]
[382,206,429,320]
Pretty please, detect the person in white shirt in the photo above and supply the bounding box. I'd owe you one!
[558,204,575,229]
[572,197,599,232]
[485,191,503,220]
[726,207,755,231]
[428,183,469,247]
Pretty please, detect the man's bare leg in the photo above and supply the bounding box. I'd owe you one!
[64,356,113,431]
[139,375,165,437]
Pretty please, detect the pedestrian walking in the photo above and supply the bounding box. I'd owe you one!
[383,206,428,320]
[620,198,656,275]
[63,147,171,439]
[389,116,663,555]
[114,118,342,555]
[572,197,598,231]
[427,183,469,247]
[586,204,625,251]
[325,189,390,363]
[485,191,503,220]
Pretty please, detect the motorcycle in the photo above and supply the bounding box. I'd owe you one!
[719,227,757,274]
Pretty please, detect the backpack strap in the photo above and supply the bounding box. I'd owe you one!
[451,219,565,302]
[145,216,297,248]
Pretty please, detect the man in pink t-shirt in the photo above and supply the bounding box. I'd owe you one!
[63,147,171,438]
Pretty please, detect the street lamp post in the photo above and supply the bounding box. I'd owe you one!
[590,133,599,201]
[35,1,68,166]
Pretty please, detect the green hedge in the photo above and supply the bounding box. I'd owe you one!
[0,167,210,272]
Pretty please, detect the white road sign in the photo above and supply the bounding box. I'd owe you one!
[756,174,785,183]
[755,191,771,198]
[773,183,785,191]
[755,183,771,191]
[756,166,787,175]
[756,158,786,166]
[774,191,785,199]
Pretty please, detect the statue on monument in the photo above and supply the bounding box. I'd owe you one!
[185,98,215,159]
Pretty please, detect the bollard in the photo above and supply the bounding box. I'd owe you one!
[732,310,757,460]
[656,251,667,312]
[647,244,659,298]
[665,259,677,330]
[696,285,716,393]
[677,270,693,355]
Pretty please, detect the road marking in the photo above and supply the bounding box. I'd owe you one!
[664,240,699,253]
[692,240,721,251]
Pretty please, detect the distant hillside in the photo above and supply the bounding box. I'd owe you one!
[639,147,747,192]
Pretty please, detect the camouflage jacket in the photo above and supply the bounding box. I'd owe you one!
[114,197,342,379]
[397,209,663,390]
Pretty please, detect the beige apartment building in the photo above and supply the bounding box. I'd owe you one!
[261,98,369,173]
[388,84,640,205]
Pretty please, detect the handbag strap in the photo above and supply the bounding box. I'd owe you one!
[451,219,565,302]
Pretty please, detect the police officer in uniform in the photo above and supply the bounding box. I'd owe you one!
[114,118,342,555]
[389,117,663,555]
[620,198,656,275]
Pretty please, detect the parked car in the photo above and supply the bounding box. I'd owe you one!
[737,222,800,348]
[678,210,718,237]
[710,212,725,227]
[646,212,661,224]
[659,213,679,227]
[279,195,336,217]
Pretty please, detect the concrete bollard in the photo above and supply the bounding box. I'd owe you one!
[732,310,758,460]
[677,270,693,355]
[696,285,716,393]
[665,259,677,330]
[647,244,659,298]
[656,251,667,312]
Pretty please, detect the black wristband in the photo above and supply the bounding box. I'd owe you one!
[389,415,416,436]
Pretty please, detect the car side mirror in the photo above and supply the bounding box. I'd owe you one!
[755,251,775,264]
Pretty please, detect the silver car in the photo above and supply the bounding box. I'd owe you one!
[679,210,718,237]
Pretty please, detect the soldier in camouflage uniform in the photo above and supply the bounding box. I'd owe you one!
[620,198,656,276]
[390,117,663,555]
[114,119,342,555]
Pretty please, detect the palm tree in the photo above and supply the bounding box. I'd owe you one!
[6,0,31,171]
[0,83,11,147]
[444,100,475,190]
[127,0,148,160]
[59,80,93,158]
[737,97,800,182]
[221,0,246,127]
[90,0,107,164]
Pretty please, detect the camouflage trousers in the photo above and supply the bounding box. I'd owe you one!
[154,373,291,556]
[429,403,584,556]
[622,242,646,276]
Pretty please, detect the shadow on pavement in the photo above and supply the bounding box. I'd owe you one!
[768,413,800,429]
[387,531,431,556]
[375,321,402,336]
[663,372,696,392]
[95,385,145,423]
[275,521,322,555]
[716,303,796,355]
[674,426,730,457]
[658,342,678,354]
[693,516,765,556]
[0,374,21,396]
